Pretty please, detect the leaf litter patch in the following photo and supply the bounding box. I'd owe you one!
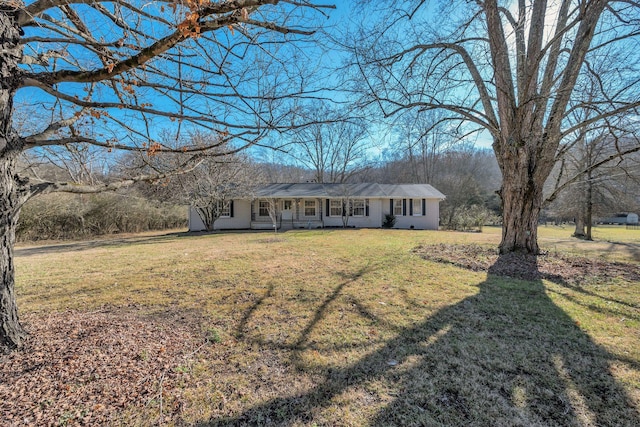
[413,243,640,284]
[0,309,206,425]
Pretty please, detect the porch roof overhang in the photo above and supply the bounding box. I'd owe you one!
[252,183,445,200]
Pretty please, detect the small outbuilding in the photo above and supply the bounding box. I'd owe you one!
[598,213,639,225]
[188,183,445,232]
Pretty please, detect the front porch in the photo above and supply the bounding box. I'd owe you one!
[250,198,324,230]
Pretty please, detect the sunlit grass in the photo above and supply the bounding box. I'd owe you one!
[481,225,640,261]
[14,228,640,425]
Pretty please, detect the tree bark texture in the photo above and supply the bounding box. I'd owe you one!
[573,214,586,239]
[0,7,27,350]
[497,144,548,254]
[0,153,25,350]
[585,171,594,240]
[483,0,607,254]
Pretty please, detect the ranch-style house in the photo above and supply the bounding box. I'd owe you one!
[188,183,445,232]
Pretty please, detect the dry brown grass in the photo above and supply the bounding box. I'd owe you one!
[3,228,639,426]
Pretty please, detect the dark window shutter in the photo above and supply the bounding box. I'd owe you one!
[365,199,369,216]
[230,200,234,217]
[389,199,393,214]
[409,199,413,216]
[422,199,426,215]
[402,199,407,216]
[326,199,330,217]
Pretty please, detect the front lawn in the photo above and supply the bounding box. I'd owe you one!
[3,228,639,426]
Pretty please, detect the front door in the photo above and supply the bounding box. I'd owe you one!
[281,199,294,220]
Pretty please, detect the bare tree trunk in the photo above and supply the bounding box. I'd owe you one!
[573,213,586,239]
[0,155,26,350]
[573,167,587,239]
[1,6,27,350]
[499,180,542,254]
[497,149,547,254]
[585,171,594,241]
[195,206,216,232]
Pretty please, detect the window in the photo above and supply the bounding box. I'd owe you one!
[304,200,316,217]
[259,200,270,217]
[330,199,342,217]
[412,199,422,216]
[282,200,293,210]
[394,199,403,216]
[352,199,365,216]
[219,201,231,218]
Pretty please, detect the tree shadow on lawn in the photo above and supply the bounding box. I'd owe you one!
[198,255,639,426]
[601,241,640,263]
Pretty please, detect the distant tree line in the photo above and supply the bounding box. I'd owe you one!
[17,125,639,241]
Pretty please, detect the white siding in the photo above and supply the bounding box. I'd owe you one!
[382,198,440,230]
[188,206,205,231]
[322,199,383,228]
[423,199,440,229]
[188,200,252,231]
[189,194,442,231]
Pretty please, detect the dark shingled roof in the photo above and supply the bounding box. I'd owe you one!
[254,183,445,199]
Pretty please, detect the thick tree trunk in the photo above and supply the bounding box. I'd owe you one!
[1,7,27,350]
[573,180,587,239]
[573,213,586,239]
[499,169,543,254]
[0,155,25,350]
[496,134,554,255]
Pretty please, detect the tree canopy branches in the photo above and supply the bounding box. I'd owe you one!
[351,0,640,253]
[0,0,334,350]
[8,0,334,197]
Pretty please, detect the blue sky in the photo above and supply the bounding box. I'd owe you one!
[16,0,492,171]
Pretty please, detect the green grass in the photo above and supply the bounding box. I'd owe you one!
[13,227,640,426]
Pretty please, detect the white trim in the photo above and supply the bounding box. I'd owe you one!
[302,199,317,218]
[352,199,365,217]
[412,199,423,216]
[329,199,342,217]
[258,200,271,217]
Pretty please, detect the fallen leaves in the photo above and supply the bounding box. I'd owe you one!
[413,243,640,284]
[0,309,204,425]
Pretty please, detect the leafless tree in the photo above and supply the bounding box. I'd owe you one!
[352,0,640,253]
[0,0,334,350]
[394,109,449,185]
[335,183,355,227]
[265,196,280,232]
[435,149,500,228]
[187,158,256,232]
[288,102,371,183]
[123,130,262,231]
[131,131,271,232]
[546,132,640,239]
[543,67,640,239]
